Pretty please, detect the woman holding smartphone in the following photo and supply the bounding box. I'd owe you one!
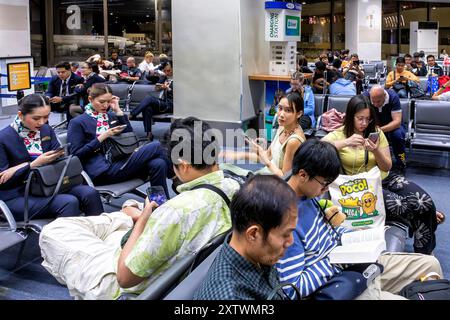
[68,83,174,197]
[0,94,103,221]
[323,95,440,255]
[221,92,306,178]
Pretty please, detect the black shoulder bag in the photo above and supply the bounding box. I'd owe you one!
[309,198,369,300]
[24,155,83,223]
[101,131,141,162]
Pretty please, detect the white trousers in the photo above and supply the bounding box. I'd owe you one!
[39,212,133,300]
[356,252,443,300]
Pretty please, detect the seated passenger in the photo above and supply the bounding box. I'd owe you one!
[221,92,306,177]
[278,139,443,300]
[365,85,406,172]
[67,83,174,197]
[0,94,103,221]
[312,61,336,94]
[342,54,365,82]
[69,62,106,118]
[329,74,357,96]
[286,71,316,129]
[138,51,155,73]
[194,175,298,300]
[385,57,420,99]
[118,57,142,83]
[39,117,240,300]
[426,54,444,77]
[411,52,428,77]
[322,95,442,254]
[432,79,450,101]
[129,61,174,141]
[297,55,314,74]
[45,61,84,123]
[70,62,82,77]
[107,51,123,70]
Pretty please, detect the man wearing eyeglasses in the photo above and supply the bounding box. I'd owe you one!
[277,139,443,300]
[365,85,406,173]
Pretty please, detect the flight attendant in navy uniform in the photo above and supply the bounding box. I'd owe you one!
[0,94,104,221]
[67,83,174,198]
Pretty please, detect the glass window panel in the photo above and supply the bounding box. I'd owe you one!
[298,1,332,60]
[52,0,105,62]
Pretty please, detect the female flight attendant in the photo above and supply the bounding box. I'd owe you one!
[0,94,103,221]
[67,83,174,197]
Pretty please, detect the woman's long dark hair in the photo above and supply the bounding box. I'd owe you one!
[343,94,378,138]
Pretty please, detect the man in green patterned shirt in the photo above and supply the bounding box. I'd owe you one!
[39,117,240,299]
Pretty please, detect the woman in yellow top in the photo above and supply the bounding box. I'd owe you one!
[385,57,420,98]
[323,95,440,255]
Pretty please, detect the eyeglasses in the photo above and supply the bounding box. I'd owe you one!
[313,177,331,189]
[355,116,373,124]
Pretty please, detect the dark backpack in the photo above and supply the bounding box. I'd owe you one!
[399,279,450,300]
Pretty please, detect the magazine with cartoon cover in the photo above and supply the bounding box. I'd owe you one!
[329,166,386,230]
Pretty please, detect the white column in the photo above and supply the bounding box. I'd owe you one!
[172,0,269,124]
[345,0,382,61]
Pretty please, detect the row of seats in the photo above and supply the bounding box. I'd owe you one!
[0,131,149,255]
[311,94,450,153]
[108,81,173,122]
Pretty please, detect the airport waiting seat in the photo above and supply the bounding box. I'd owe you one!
[0,201,27,253]
[327,95,352,113]
[363,64,380,84]
[314,95,351,139]
[108,82,132,110]
[57,132,148,204]
[163,245,222,300]
[400,99,411,128]
[418,77,429,94]
[409,100,450,152]
[314,94,328,118]
[304,94,327,138]
[118,230,229,300]
[128,84,173,123]
[128,84,158,111]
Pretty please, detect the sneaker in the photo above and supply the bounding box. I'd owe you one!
[121,199,144,211]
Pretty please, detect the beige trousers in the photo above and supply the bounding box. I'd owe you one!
[356,252,443,300]
[39,212,133,300]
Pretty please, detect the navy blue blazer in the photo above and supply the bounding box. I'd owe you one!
[67,112,133,180]
[75,73,106,106]
[74,73,106,107]
[0,124,60,201]
[46,73,84,105]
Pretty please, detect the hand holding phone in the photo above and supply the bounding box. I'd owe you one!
[113,124,127,131]
[54,143,71,153]
[146,186,167,206]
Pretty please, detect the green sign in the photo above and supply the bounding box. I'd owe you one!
[285,15,300,36]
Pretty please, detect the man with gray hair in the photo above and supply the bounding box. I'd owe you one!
[365,85,406,173]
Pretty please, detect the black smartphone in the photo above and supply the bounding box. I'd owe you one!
[368,132,380,143]
[114,124,128,130]
[55,143,70,152]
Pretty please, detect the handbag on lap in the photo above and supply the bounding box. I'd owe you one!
[101,132,141,162]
